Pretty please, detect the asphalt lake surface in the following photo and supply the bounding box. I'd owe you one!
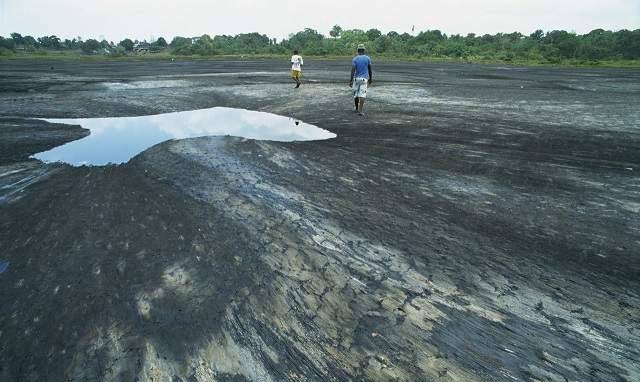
[33,107,335,166]
[1,59,639,381]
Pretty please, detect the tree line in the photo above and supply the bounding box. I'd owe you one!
[2,26,639,63]
[0,33,168,56]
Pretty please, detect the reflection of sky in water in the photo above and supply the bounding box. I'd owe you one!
[33,107,336,166]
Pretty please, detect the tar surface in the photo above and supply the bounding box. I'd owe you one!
[1,59,639,381]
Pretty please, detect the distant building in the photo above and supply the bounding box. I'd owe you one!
[133,42,150,54]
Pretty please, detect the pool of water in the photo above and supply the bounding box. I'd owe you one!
[32,107,335,166]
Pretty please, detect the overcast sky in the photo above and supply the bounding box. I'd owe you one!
[1,0,638,42]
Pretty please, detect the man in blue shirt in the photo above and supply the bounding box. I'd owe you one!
[349,44,373,116]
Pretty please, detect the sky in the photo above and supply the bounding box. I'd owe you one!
[1,0,638,42]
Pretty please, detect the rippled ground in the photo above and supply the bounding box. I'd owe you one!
[1,59,639,381]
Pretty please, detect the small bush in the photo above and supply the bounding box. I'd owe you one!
[111,46,126,57]
[0,47,14,56]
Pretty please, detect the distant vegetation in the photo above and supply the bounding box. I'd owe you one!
[1,27,639,66]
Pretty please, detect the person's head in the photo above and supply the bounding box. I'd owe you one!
[357,44,366,55]
[293,50,299,55]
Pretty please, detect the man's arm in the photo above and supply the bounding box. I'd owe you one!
[368,63,373,84]
[349,65,355,86]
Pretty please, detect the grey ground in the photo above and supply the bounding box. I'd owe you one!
[0,59,639,381]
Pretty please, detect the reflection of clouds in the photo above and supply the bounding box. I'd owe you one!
[48,108,335,142]
[147,108,335,141]
[47,118,140,138]
[37,108,335,166]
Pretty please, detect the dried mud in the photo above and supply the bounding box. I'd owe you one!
[1,59,639,381]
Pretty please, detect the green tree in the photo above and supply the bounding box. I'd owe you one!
[366,28,382,41]
[329,25,342,38]
[62,38,81,50]
[170,36,194,54]
[340,29,367,51]
[10,33,23,46]
[530,29,544,40]
[37,35,61,49]
[442,42,469,58]
[233,33,270,53]
[150,37,168,52]
[81,39,101,53]
[373,36,390,53]
[615,29,640,59]
[192,34,216,55]
[22,36,38,49]
[119,38,134,51]
[415,30,445,44]
[505,32,523,42]
[546,30,578,58]
[287,28,325,54]
[4,27,639,62]
[170,36,191,48]
[580,29,617,60]
[111,45,126,57]
[0,36,15,50]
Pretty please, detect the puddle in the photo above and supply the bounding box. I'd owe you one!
[32,107,335,166]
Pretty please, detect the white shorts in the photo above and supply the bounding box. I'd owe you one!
[352,77,368,98]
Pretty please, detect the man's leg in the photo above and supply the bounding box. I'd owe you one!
[292,71,300,87]
[354,97,359,111]
[357,80,368,115]
[358,98,365,113]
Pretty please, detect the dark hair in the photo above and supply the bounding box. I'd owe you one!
[293,50,299,54]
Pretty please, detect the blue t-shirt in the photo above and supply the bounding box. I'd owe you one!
[352,55,371,79]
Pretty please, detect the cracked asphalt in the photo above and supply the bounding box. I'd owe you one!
[1,59,639,381]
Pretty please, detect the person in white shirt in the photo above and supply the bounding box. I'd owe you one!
[291,50,304,88]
